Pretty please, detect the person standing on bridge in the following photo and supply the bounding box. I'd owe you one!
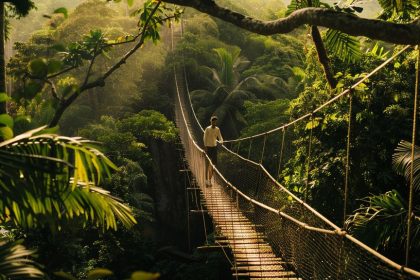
[204,116,223,187]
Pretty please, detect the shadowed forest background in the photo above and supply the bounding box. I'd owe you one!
[0,0,419,279]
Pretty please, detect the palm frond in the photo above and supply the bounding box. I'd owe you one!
[0,127,136,230]
[366,42,390,60]
[346,190,417,250]
[325,29,361,64]
[392,140,420,191]
[0,238,43,279]
[62,185,136,230]
[213,48,235,88]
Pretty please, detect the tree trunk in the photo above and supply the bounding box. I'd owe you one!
[148,139,206,249]
[0,3,7,114]
[311,26,337,89]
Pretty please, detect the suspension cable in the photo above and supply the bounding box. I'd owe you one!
[247,138,253,160]
[235,141,241,154]
[223,45,411,144]
[277,127,287,179]
[305,114,314,202]
[406,45,419,267]
[343,92,353,227]
[259,134,267,164]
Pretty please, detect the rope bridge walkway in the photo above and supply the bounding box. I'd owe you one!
[172,24,420,279]
[202,181,300,279]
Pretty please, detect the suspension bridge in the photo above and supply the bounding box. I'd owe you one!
[172,24,420,279]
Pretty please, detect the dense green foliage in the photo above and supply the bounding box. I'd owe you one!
[171,11,304,139]
[1,0,419,277]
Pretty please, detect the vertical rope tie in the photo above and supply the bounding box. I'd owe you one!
[406,45,419,267]
[305,114,314,202]
[236,141,241,154]
[260,134,267,164]
[343,92,353,227]
[247,139,253,160]
[277,127,287,179]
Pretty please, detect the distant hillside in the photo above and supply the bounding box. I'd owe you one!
[219,0,286,19]
[281,0,381,18]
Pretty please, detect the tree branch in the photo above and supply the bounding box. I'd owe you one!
[48,1,163,128]
[163,0,420,45]
[43,79,59,101]
[86,1,163,88]
[82,44,100,88]
[311,26,337,88]
[47,66,76,79]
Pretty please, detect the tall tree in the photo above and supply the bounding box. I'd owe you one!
[286,0,339,89]
[191,47,280,138]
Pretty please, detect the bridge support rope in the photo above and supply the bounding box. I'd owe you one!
[406,46,419,267]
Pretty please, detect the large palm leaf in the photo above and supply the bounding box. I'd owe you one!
[392,140,420,191]
[324,29,361,64]
[0,238,43,279]
[0,126,136,229]
[347,140,420,251]
[192,48,283,137]
[211,47,249,90]
[346,190,419,251]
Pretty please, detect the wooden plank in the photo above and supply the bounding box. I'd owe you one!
[231,265,286,272]
[197,182,299,280]
[233,271,296,277]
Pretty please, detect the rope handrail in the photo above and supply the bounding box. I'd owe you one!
[223,45,411,144]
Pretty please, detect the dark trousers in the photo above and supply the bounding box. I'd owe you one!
[206,146,217,165]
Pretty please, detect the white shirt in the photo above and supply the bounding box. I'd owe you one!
[203,126,223,147]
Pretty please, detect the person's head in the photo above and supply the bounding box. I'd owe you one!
[210,116,218,127]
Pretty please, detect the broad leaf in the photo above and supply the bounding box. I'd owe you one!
[0,114,13,128]
[53,7,68,18]
[392,140,420,191]
[325,29,361,63]
[87,268,113,280]
[0,127,13,140]
[28,59,48,78]
[130,271,160,280]
[0,93,10,103]
[47,59,63,74]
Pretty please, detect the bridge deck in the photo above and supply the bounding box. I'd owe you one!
[201,182,301,280]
